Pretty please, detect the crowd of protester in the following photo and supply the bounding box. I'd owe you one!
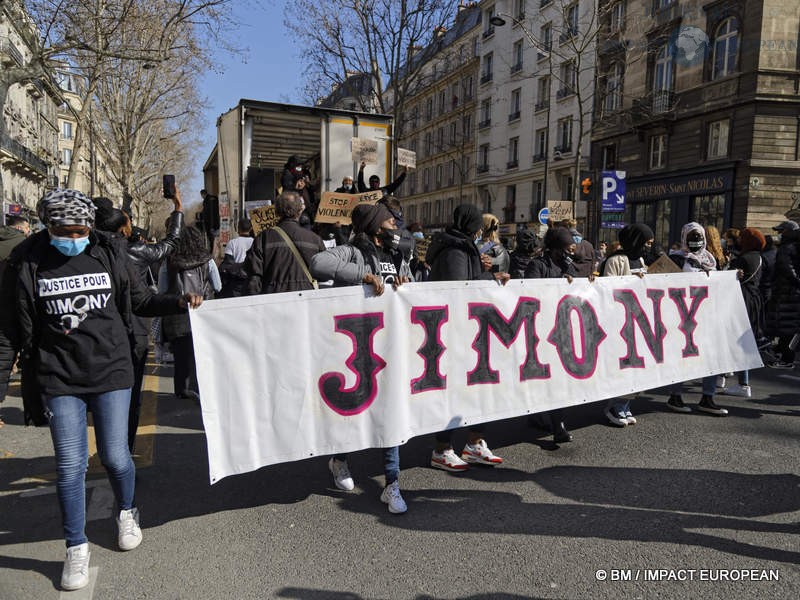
[0,161,798,591]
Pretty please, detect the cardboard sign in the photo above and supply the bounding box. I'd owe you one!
[647,254,683,274]
[415,237,430,261]
[315,190,382,225]
[397,148,417,170]
[547,200,574,222]
[249,205,279,236]
[351,138,378,164]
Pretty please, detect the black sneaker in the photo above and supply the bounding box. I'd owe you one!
[667,394,691,413]
[767,360,794,370]
[697,395,728,416]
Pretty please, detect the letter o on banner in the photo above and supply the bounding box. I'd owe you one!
[547,296,607,379]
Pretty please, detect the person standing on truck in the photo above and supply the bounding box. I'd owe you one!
[335,176,357,194]
[357,161,407,197]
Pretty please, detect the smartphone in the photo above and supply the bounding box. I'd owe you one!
[162,174,176,199]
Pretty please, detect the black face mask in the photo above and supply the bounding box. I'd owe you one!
[688,240,704,251]
[379,228,401,250]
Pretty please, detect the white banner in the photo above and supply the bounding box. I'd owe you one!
[190,272,761,483]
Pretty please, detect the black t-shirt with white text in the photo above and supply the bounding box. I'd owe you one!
[35,247,132,396]
[376,246,399,286]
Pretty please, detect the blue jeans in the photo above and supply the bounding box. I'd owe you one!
[669,375,717,397]
[334,447,400,486]
[44,389,136,548]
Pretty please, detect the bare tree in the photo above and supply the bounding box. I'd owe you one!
[0,0,237,195]
[286,0,460,145]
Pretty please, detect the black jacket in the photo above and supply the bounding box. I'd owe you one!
[524,252,578,280]
[357,168,406,196]
[426,228,494,282]
[0,230,184,424]
[244,219,326,295]
[765,231,800,337]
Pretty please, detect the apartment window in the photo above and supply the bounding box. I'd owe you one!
[565,4,579,37]
[481,53,494,83]
[426,98,433,120]
[649,134,668,169]
[437,127,444,151]
[435,200,442,222]
[712,17,739,80]
[535,128,548,160]
[508,137,519,168]
[61,121,73,140]
[436,164,443,188]
[425,132,433,156]
[707,119,730,159]
[536,76,550,110]
[462,155,472,182]
[449,121,457,146]
[602,144,617,169]
[483,5,495,37]
[479,144,490,171]
[610,2,626,33]
[509,88,521,121]
[540,23,552,56]
[653,44,673,92]
[558,61,576,97]
[604,62,623,114]
[61,148,72,165]
[438,90,446,115]
[480,98,492,128]
[514,0,525,19]
[512,39,524,72]
[451,83,459,108]
[423,168,431,192]
[462,114,472,140]
[463,75,474,100]
[654,0,674,9]
[422,202,431,222]
[556,118,572,152]
[408,172,417,195]
[410,107,419,129]
[533,180,544,208]
[449,159,457,185]
[561,174,574,200]
[505,185,517,223]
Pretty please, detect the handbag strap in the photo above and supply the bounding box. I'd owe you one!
[272,225,318,289]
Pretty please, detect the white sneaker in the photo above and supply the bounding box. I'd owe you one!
[380,481,407,514]
[604,407,629,427]
[430,448,469,472]
[61,543,90,591]
[721,383,751,398]
[461,439,503,465]
[117,508,142,551]
[716,375,727,389]
[328,458,354,491]
[624,410,637,425]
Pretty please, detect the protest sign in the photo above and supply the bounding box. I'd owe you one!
[397,148,417,169]
[315,190,382,224]
[249,205,279,236]
[351,138,379,164]
[547,200,574,222]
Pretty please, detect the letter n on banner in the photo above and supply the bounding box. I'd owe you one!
[614,289,667,368]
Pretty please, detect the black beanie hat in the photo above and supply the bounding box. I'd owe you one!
[452,204,483,235]
[351,203,393,235]
[544,226,575,251]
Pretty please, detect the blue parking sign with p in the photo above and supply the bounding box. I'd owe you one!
[601,171,626,213]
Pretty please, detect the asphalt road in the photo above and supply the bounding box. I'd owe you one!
[0,360,798,600]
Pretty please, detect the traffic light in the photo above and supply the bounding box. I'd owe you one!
[581,177,592,197]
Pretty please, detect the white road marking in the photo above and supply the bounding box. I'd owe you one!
[777,374,800,382]
[86,483,114,522]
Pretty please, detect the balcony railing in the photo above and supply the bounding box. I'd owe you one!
[556,87,574,99]
[533,153,547,163]
[506,160,519,169]
[0,36,24,67]
[480,73,493,84]
[482,28,494,39]
[651,90,676,114]
[0,131,50,175]
[553,144,572,156]
[508,111,521,122]
[535,101,550,112]
[478,118,491,129]
[510,61,523,74]
[559,28,578,44]
[477,164,490,173]
[540,0,552,7]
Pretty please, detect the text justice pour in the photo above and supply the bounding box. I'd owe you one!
[318,285,710,416]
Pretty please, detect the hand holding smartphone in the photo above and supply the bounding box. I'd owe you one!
[162,174,176,199]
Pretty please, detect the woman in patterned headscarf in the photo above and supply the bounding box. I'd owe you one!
[0,190,203,591]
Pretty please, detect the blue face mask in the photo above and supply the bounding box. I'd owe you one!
[573,235,583,244]
[50,234,90,256]
[412,231,424,240]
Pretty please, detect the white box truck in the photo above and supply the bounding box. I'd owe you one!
[202,99,395,243]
